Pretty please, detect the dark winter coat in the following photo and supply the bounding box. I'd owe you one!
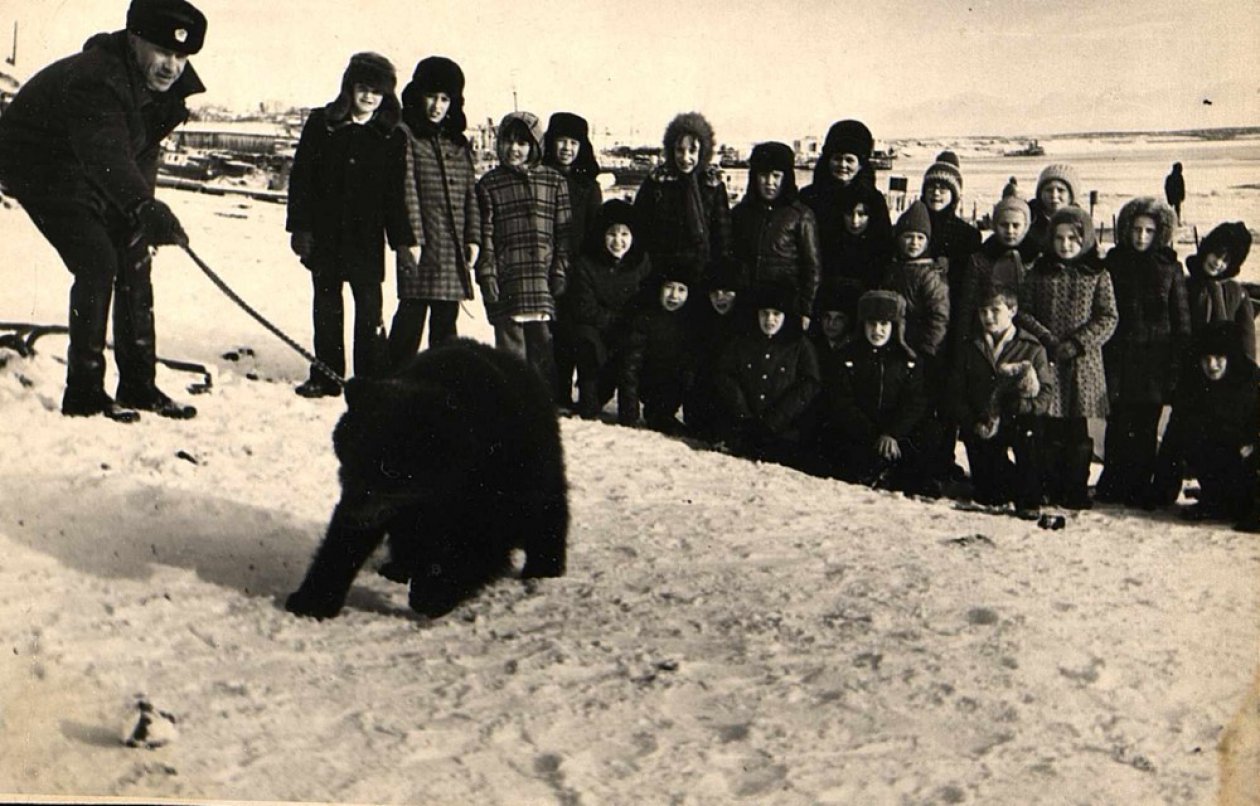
[633,165,731,281]
[620,303,698,406]
[287,107,410,283]
[822,336,928,446]
[953,235,1041,358]
[948,327,1054,424]
[563,173,604,258]
[801,177,894,289]
[475,164,573,322]
[879,257,951,358]
[1164,167,1185,207]
[569,248,653,362]
[1018,249,1118,418]
[731,195,821,316]
[713,329,820,437]
[1186,254,1257,363]
[1102,245,1191,405]
[1162,350,1259,453]
[926,202,982,302]
[396,121,480,300]
[0,30,205,214]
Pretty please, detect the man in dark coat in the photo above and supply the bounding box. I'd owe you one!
[1164,162,1185,224]
[0,0,207,421]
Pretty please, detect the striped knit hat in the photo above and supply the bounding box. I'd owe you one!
[922,150,962,202]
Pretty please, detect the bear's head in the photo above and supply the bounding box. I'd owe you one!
[332,376,480,506]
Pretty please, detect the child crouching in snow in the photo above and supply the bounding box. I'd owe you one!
[1147,322,1259,524]
[619,271,699,433]
[947,284,1053,518]
[817,290,937,493]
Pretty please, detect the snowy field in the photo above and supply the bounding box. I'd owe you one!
[1,134,1260,805]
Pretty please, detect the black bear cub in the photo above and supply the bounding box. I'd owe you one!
[285,338,568,620]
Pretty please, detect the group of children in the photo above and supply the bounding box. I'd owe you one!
[285,53,1260,531]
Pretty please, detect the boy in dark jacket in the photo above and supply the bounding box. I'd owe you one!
[568,199,652,419]
[819,290,935,492]
[288,53,408,397]
[619,271,699,433]
[1148,322,1259,523]
[1185,221,1255,363]
[948,285,1054,516]
[685,255,749,441]
[713,286,820,467]
[953,196,1040,359]
[1096,197,1191,505]
[730,141,821,327]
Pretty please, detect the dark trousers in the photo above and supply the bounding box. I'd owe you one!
[1041,416,1093,507]
[19,196,158,405]
[494,320,557,401]
[1097,403,1163,503]
[826,423,941,493]
[388,299,459,368]
[310,271,385,384]
[964,415,1043,509]
[552,316,578,406]
[573,337,620,419]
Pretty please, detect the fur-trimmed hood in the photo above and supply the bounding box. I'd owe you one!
[1187,221,1252,282]
[662,111,715,175]
[1115,196,1177,251]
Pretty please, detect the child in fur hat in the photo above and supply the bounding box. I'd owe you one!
[953,196,1040,359]
[1018,207,1118,509]
[475,111,573,393]
[633,112,731,289]
[818,290,937,492]
[947,284,1053,516]
[800,119,894,290]
[545,111,606,407]
[1027,163,1081,255]
[619,269,700,432]
[712,285,821,468]
[567,199,652,419]
[388,56,481,364]
[731,141,821,329]
[1095,196,1190,505]
[1147,322,1258,523]
[287,52,409,397]
[1185,221,1255,363]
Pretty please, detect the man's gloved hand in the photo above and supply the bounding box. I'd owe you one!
[133,198,188,247]
[291,231,315,260]
[479,275,500,304]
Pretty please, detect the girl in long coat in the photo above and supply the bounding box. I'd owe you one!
[1018,207,1118,508]
[1096,197,1190,505]
[633,112,731,287]
[475,111,573,392]
[387,57,480,364]
[287,52,409,396]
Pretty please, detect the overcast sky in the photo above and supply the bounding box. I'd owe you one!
[4,0,1258,143]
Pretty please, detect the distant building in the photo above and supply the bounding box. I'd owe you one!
[794,136,820,166]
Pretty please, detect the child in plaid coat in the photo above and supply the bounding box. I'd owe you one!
[475,111,573,394]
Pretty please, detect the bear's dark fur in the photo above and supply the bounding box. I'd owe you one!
[285,338,568,620]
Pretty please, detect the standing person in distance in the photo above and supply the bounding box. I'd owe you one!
[1164,162,1185,226]
[387,56,480,366]
[0,0,208,421]
[287,52,408,398]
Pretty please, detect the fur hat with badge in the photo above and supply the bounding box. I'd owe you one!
[127,0,206,55]
[857,289,913,354]
[922,150,963,208]
[401,56,468,135]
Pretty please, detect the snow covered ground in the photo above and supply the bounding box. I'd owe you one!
[1,136,1259,804]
